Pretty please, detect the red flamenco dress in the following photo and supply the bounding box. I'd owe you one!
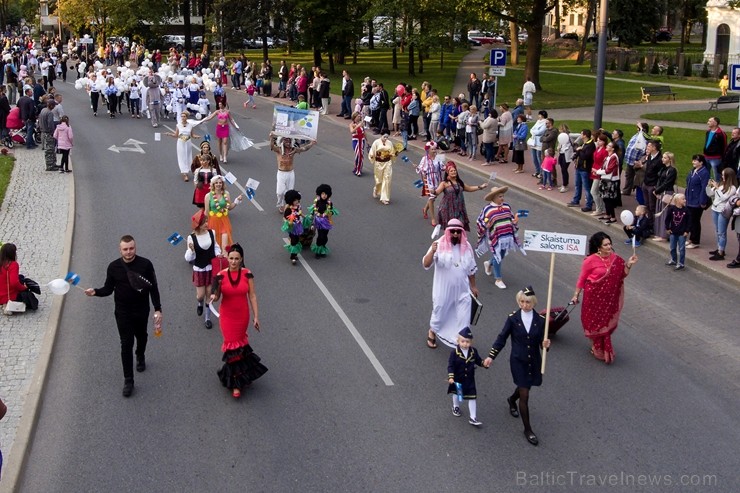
[576,253,627,364]
[216,268,267,390]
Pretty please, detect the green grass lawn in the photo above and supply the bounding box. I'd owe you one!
[0,154,14,211]
[563,120,702,180]
[237,47,468,99]
[640,108,740,125]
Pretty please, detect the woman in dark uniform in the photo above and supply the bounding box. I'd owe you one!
[484,286,551,446]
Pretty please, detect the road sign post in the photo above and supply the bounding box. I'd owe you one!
[731,65,740,127]
[488,49,507,112]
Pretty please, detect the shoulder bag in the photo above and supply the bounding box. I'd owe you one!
[4,270,26,314]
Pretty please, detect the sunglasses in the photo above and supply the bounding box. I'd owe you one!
[449,230,462,235]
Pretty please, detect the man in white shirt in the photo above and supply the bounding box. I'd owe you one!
[522,76,536,120]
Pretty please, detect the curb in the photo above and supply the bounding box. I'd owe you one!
[0,165,75,493]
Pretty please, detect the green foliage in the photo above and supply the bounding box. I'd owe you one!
[651,59,660,75]
[608,0,660,47]
[610,59,617,71]
[683,57,692,77]
[637,56,645,73]
[0,155,14,211]
[667,63,675,76]
[701,61,709,78]
[622,58,631,73]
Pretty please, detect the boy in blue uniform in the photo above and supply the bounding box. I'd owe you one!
[447,327,485,426]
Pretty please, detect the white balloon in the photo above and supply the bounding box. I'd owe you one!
[47,279,71,295]
[125,61,131,68]
[620,210,634,226]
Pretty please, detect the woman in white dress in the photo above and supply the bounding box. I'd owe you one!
[168,111,200,181]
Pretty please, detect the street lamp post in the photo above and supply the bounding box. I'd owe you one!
[220,9,224,57]
[593,0,609,129]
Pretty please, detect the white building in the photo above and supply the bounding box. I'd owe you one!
[704,0,740,67]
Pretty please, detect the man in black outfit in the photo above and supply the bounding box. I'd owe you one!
[85,235,162,397]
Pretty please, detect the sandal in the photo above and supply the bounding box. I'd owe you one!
[426,330,437,349]
[232,388,241,398]
[422,207,428,219]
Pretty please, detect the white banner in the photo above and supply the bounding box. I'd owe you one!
[522,230,587,256]
[272,106,320,141]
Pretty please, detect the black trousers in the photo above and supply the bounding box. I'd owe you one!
[687,206,704,245]
[316,228,329,247]
[115,312,149,381]
[90,92,99,113]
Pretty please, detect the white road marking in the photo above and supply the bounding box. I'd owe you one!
[108,138,147,154]
[284,239,394,386]
[162,124,264,211]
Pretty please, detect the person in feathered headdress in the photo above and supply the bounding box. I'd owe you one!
[422,218,479,349]
[308,184,339,258]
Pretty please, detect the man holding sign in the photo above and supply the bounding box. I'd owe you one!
[270,132,315,212]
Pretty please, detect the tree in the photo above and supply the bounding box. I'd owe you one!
[57,0,171,43]
[468,0,558,89]
[608,0,660,47]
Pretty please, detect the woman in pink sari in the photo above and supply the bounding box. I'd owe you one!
[570,232,638,364]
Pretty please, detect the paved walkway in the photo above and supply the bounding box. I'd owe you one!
[0,148,72,489]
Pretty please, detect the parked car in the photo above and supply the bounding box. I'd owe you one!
[655,29,673,42]
[561,32,579,41]
[467,30,503,45]
[517,31,528,43]
[361,35,382,47]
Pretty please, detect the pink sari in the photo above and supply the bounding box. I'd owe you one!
[577,253,627,364]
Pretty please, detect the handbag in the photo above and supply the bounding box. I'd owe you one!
[722,193,739,219]
[513,139,527,151]
[4,271,26,314]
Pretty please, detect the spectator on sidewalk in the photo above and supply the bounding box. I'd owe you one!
[522,77,536,120]
[568,129,595,212]
[318,72,330,115]
[685,155,711,249]
[480,109,499,166]
[727,193,740,268]
[338,70,354,118]
[621,123,649,197]
[38,99,57,171]
[496,103,512,163]
[720,127,740,176]
[17,86,37,149]
[640,140,663,219]
[652,151,678,241]
[541,117,559,186]
[467,73,482,108]
[704,116,726,181]
[590,134,608,218]
[707,168,738,261]
[528,110,547,179]
[557,123,575,193]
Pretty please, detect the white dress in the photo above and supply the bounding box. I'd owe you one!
[176,122,193,174]
[424,242,477,347]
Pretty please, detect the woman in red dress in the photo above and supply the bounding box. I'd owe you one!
[571,232,638,364]
[210,243,267,398]
[1,243,29,306]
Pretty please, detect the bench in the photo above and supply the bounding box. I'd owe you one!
[640,85,677,103]
[708,94,740,111]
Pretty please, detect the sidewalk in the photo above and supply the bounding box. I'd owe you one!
[0,149,73,491]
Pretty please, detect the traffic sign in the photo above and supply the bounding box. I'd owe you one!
[489,67,506,77]
[731,64,740,91]
[489,49,507,67]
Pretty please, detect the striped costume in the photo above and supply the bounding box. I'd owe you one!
[352,126,366,175]
[416,155,443,198]
[476,202,524,263]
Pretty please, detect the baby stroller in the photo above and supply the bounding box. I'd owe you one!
[539,302,577,336]
[4,107,41,148]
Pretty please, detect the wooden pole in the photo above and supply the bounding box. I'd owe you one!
[540,252,556,374]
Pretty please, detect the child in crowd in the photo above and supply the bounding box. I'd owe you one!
[539,148,556,190]
[354,97,363,115]
[162,87,172,119]
[245,80,256,109]
[129,80,141,118]
[309,184,338,258]
[624,205,652,247]
[481,93,490,118]
[295,94,308,110]
[197,90,210,117]
[454,103,469,156]
[664,193,690,270]
[447,327,485,426]
[282,190,305,265]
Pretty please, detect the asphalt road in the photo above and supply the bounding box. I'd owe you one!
[18,82,739,492]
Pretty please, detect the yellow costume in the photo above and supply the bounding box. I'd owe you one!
[368,138,398,203]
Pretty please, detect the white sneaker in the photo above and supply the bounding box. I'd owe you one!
[559,186,568,193]
[469,417,482,426]
[483,261,492,276]
[495,279,507,289]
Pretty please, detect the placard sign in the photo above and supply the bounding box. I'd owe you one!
[272,106,320,141]
[522,230,587,256]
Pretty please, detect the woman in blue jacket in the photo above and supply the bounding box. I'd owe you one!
[685,154,710,248]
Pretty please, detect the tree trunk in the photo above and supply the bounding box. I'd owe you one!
[576,0,595,65]
[313,48,322,69]
[392,47,397,69]
[554,0,561,39]
[182,0,191,52]
[525,1,547,89]
[408,43,415,77]
[418,44,424,74]
[329,51,335,74]
[368,20,374,49]
[509,21,519,65]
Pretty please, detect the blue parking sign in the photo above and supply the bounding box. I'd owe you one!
[731,65,740,92]
[490,49,507,67]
